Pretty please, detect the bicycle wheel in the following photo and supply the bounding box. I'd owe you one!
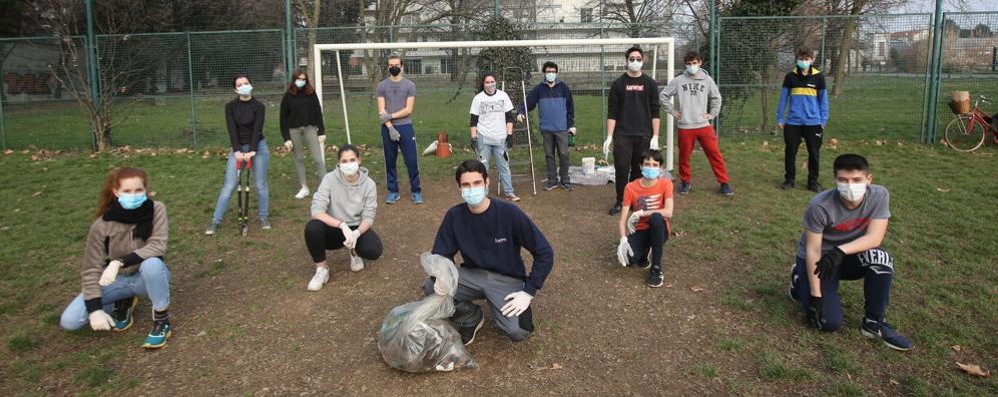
[944,114,987,152]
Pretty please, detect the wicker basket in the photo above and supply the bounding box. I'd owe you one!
[950,91,970,114]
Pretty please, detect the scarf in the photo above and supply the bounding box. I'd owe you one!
[102,199,154,241]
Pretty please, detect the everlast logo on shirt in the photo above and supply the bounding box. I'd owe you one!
[681,83,705,96]
[494,237,508,244]
[625,84,645,92]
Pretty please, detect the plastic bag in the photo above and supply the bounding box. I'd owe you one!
[378,252,478,372]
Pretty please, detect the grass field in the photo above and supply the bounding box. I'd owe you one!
[0,133,995,394]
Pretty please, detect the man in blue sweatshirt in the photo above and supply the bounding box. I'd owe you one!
[777,47,830,192]
[424,159,555,344]
[517,61,576,191]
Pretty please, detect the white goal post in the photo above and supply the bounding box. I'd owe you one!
[313,37,676,170]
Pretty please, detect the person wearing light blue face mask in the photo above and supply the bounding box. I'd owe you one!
[616,149,674,288]
[280,69,327,200]
[59,167,174,349]
[420,159,554,345]
[777,46,829,193]
[516,61,577,192]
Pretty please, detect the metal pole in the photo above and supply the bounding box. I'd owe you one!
[494,0,499,17]
[335,50,351,143]
[666,40,675,172]
[0,49,6,150]
[285,0,294,73]
[820,17,827,69]
[85,0,100,150]
[922,0,945,143]
[600,25,607,143]
[709,0,717,78]
[186,32,198,148]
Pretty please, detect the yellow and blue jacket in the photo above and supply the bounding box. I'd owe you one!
[777,66,829,126]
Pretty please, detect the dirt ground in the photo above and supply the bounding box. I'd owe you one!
[23,177,818,395]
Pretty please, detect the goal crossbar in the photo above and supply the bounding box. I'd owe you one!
[313,37,676,170]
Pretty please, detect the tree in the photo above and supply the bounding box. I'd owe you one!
[971,23,992,38]
[474,16,534,102]
[586,0,682,38]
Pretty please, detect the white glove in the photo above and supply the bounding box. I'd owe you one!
[338,223,356,248]
[433,278,449,296]
[283,140,293,150]
[345,230,360,249]
[569,127,576,135]
[99,260,123,287]
[649,136,660,150]
[602,137,612,159]
[388,125,401,141]
[379,112,392,123]
[89,310,115,331]
[616,236,633,267]
[501,291,533,317]
[317,135,326,144]
[626,211,644,235]
[516,114,525,123]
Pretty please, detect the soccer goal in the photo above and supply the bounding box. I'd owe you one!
[312,36,676,170]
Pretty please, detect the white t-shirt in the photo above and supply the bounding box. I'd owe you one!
[470,90,514,144]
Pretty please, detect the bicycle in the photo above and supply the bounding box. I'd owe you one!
[945,95,997,152]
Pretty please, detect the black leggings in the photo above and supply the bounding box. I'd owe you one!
[303,219,383,263]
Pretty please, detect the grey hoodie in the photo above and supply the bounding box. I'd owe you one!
[659,70,722,129]
[311,166,377,227]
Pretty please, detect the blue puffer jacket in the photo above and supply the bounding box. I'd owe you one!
[517,80,575,132]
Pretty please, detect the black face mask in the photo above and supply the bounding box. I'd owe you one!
[388,66,401,76]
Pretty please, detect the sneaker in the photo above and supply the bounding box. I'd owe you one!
[543,180,559,191]
[142,320,171,349]
[386,192,400,204]
[307,267,330,291]
[807,182,824,193]
[412,192,424,204]
[561,182,574,192]
[204,222,219,236]
[861,318,914,351]
[781,180,795,190]
[647,270,664,288]
[608,203,622,215]
[294,186,310,199]
[678,182,691,195]
[349,255,365,272]
[788,263,800,304]
[260,218,272,230]
[505,193,521,202]
[638,261,651,270]
[113,296,139,332]
[459,316,485,345]
[718,183,734,196]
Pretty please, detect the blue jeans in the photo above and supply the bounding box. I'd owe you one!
[60,258,171,330]
[381,124,421,194]
[476,136,514,195]
[212,139,270,224]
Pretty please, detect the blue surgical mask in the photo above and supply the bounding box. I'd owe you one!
[295,79,306,88]
[641,166,660,180]
[686,65,700,75]
[461,186,487,206]
[118,192,147,210]
[797,60,811,71]
[236,84,253,96]
[544,72,557,83]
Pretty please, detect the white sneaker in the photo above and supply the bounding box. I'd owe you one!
[307,267,329,291]
[349,255,365,272]
[294,186,310,200]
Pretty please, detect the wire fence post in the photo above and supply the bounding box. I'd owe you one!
[820,17,827,68]
[186,32,198,148]
[922,1,945,143]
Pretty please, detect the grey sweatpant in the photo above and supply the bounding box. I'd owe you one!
[289,125,326,186]
[422,267,534,342]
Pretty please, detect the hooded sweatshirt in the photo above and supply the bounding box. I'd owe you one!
[516,79,575,133]
[311,167,377,227]
[659,70,722,129]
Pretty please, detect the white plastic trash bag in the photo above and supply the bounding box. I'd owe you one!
[378,253,478,373]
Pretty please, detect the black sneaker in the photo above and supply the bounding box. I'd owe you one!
[113,296,139,332]
[678,182,691,195]
[647,269,664,288]
[718,183,734,196]
[781,180,795,190]
[561,182,574,192]
[459,316,485,346]
[608,203,622,215]
[543,180,559,191]
[861,318,913,351]
[807,181,823,193]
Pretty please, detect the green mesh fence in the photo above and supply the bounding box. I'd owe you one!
[935,12,998,140]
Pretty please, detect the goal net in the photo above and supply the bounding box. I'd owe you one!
[312,36,677,171]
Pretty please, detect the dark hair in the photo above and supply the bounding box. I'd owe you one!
[479,72,497,92]
[96,167,149,219]
[640,149,664,165]
[833,154,870,174]
[542,61,558,72]
[796,47,815,59]
[625,46,644,59]
[232,74,251,89]
[683,51,701,64]
[455,159,488,184]
[338,144,360,160]
[287,69,315,96]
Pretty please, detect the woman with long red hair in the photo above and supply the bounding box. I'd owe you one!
[280,69,327,199]
[59,167,173,349]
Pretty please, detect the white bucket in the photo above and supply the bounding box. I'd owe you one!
[581,157,596,176]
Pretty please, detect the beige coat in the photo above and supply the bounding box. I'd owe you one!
[81,201,168,300]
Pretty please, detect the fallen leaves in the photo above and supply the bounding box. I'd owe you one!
[3,149,12,155]
[956,362,991,378]
[530,363,563,371]
[690,286,704,293]
[936,188,950,193]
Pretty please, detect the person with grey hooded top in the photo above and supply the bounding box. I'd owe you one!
[659,51,733,196]
[303,144,383,291]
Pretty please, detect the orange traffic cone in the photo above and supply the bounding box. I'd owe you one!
[436,131,451,158]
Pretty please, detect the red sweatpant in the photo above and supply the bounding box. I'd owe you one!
[678,125,730,184]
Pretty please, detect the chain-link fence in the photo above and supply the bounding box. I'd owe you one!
[936,12,998,136]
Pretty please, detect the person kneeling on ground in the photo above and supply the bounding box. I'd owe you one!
[616,149,674,287]
[789,153,912,351]
[423,159,555,344]
[60,167,173,349]
[304,144,383,291]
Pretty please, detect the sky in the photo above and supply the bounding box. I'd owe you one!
[899,0,996,12]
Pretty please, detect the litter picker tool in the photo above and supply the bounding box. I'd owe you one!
[237,156,253,237]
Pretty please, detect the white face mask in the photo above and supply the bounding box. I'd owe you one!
[339,161,359,176]
[627,61,643,72]
[836,182,867,203]
[484,82,496,93]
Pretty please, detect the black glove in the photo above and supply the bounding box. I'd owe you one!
[470,137,478,152]
[506,136,514,149]
[807,296,826,330]
[814,247,845,280]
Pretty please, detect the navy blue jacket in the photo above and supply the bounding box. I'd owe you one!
[432,199,554,296]
[517,80,575,132]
